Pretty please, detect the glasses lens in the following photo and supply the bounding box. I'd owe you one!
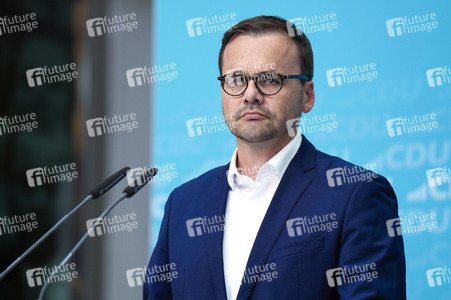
[223,72,246,95]
[255,72,283,95]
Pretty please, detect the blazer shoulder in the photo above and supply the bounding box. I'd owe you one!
[313,148,392,187]
[172,164,228,196]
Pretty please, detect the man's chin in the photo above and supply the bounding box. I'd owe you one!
[232,130,275,143]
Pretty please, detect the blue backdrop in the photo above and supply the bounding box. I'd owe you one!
[150,1,451,298]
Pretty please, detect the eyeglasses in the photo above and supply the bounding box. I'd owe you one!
[217,71,310,96]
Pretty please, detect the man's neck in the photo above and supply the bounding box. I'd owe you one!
[235,135,294,180]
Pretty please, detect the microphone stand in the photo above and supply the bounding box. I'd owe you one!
[37,167,157,300]
[37,193,128,300]
[0,167,130,280]
[0,194,93,280]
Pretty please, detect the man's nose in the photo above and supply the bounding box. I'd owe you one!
[242,79,265,105]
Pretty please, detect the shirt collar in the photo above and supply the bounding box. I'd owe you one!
[227,134,302,190]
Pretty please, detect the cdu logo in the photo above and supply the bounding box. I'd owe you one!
[86,18,104,37]
[426,68,445,87]
[326,168,345,187]
[26,268,45,287]
[186,118,205,137]
[126,267,146,287]
[86,118,105,137]
[386,18,404,37]
[386,218,402,237]
[385,118,404,137]
[26,68,45,87]
[86,218,104,237]
[186,18,204,37]
[126,68,145,87]
[326,68,344,87]
[326,268,344,287]
[26,168,45,187]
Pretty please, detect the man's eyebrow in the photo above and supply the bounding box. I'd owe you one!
[251,70,278,76]
[225,69,244,74]
[225,69,279,76]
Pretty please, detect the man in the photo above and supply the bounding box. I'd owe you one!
[144,15,406,299]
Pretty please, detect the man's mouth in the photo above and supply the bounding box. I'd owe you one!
[241,111,267,120]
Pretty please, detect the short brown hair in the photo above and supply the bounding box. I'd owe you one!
[218,15,314,81]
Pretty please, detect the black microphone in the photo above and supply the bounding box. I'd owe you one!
[37,168,158,300]
[0,166,130,280]
[123,167,158,197]
[90,167,130,199]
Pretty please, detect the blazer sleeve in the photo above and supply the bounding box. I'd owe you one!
[337,176,406,299]
[143,190,175,300]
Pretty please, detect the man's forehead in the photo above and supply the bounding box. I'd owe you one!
[222,33,300,73]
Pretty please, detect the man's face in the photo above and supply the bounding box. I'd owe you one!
[221,33,314,143]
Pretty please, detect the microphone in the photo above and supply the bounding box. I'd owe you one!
[123,167,158,198]
[0,167,130,280]
[90,167,131,199]
[37,168,158,300]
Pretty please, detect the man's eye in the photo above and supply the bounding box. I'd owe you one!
[227,75,245,86]
[261,73,281,85]
[266,77,276,84]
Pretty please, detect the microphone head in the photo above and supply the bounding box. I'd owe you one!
[90,167,131,199]
[123,168,158,198]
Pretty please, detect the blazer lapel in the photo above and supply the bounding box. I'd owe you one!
[203,165,230,300]
[236,136,317,300]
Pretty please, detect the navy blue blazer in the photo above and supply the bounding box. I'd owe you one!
[144,136,406,299]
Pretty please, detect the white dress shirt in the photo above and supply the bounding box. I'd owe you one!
[223,134,302,300]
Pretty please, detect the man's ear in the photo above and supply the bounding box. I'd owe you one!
[302,81,315,113]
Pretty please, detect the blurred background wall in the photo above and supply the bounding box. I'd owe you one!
[1,0,450,299]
